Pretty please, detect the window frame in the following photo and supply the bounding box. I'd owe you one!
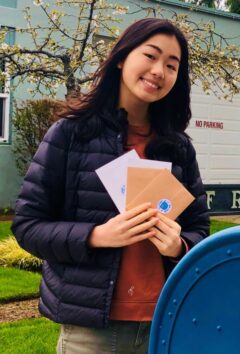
[0,64,10,143]
[0,26,15,143]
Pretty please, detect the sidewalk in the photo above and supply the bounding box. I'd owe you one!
[211,215,240,224]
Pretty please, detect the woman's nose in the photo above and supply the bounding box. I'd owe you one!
[151,63,164,79]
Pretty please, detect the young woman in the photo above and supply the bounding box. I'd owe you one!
[12,18,209,354]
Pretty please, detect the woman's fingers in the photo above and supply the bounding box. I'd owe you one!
[148,236,165,252]
[154,224,171,243]
[127,230,157,245]
[123,202,153,220]
[157,212,181,232]
[128,217,159,236]
[149,235,183,257]
[156,212,174,225]
[149,221,183,257]
[149,235,174,255]
[126,208,158,229]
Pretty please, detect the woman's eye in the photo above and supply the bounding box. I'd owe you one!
[167,64,177,71]
[144,53,155,60]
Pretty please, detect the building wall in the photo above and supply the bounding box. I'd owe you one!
[0,3,21,209]
[188,83,240,185]
[0,0,66,209]
[0,0,17,8]
[0,0,239,210]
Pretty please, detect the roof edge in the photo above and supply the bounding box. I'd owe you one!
[155,0,240,20]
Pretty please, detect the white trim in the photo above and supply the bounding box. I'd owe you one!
[0,63,10,143]
[0,96,10,143]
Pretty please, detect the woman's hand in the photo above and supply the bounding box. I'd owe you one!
[149,213,183,258]
[88,202,159,248]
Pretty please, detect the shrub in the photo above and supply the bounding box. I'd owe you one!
[12,99,60,175]
[0,236,42,271]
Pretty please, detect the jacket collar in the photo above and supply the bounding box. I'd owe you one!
[100,108,128,137]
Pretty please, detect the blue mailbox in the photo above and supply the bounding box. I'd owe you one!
[149,226,240,354]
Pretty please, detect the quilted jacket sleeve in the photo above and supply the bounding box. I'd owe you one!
[11,119,97,265]
[179,139,210,248]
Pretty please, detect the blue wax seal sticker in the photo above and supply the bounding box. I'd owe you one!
[157,199,172,214]
[121,184,126,195]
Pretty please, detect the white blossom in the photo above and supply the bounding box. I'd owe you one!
[112,6,129,15]
[1,43,8,50]
[114,29,120,36]
[33,0,44,6]
[96,40,104,45]
[51,14,58,21]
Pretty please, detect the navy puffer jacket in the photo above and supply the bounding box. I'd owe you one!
[11,115,209,328]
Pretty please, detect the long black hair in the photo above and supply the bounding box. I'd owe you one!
[61,18,192,162]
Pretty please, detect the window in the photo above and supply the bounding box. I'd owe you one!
[92,34,114,47]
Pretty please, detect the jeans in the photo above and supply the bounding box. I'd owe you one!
[56,320,151,354]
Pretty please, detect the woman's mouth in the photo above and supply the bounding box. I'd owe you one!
[140,78,160,90]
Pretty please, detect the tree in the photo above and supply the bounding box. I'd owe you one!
[0,0,239,100]
[1,0,129,98]
[226,0,240,14]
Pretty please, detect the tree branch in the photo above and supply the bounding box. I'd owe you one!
[78,0,97,63]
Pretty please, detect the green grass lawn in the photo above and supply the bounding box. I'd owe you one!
[0,318,60,354]
[0,219,237,303]
[0,267,41,303]
[0,221,13,241]
[0,222,41,302]
[1,218,238,239]
[210,220,237,234]
[0,218,238,353]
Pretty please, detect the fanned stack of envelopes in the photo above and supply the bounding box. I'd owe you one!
[126,167,195,220]
[96,150,195,220]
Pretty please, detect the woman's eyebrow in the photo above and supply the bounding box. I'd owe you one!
[145,44,180,63]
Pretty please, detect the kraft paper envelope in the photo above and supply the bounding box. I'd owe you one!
[95,149,140,212]
[128,158,171,171]
[126,167,164,207]
[125,162,171,206]
[127,168,195,220]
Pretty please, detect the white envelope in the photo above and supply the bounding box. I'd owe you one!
[95,150,140,212]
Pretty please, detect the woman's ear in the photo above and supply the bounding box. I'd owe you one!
[117,62,123,69]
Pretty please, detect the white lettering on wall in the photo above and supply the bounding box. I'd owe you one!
[206,191,216,209]
[231,191,240,209]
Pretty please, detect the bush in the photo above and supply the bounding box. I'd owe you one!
[0,236,42,271]
[12,99,60,175]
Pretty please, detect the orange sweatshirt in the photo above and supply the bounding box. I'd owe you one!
[110,124,166,321]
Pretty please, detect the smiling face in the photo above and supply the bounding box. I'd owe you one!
[118,33,181,110]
